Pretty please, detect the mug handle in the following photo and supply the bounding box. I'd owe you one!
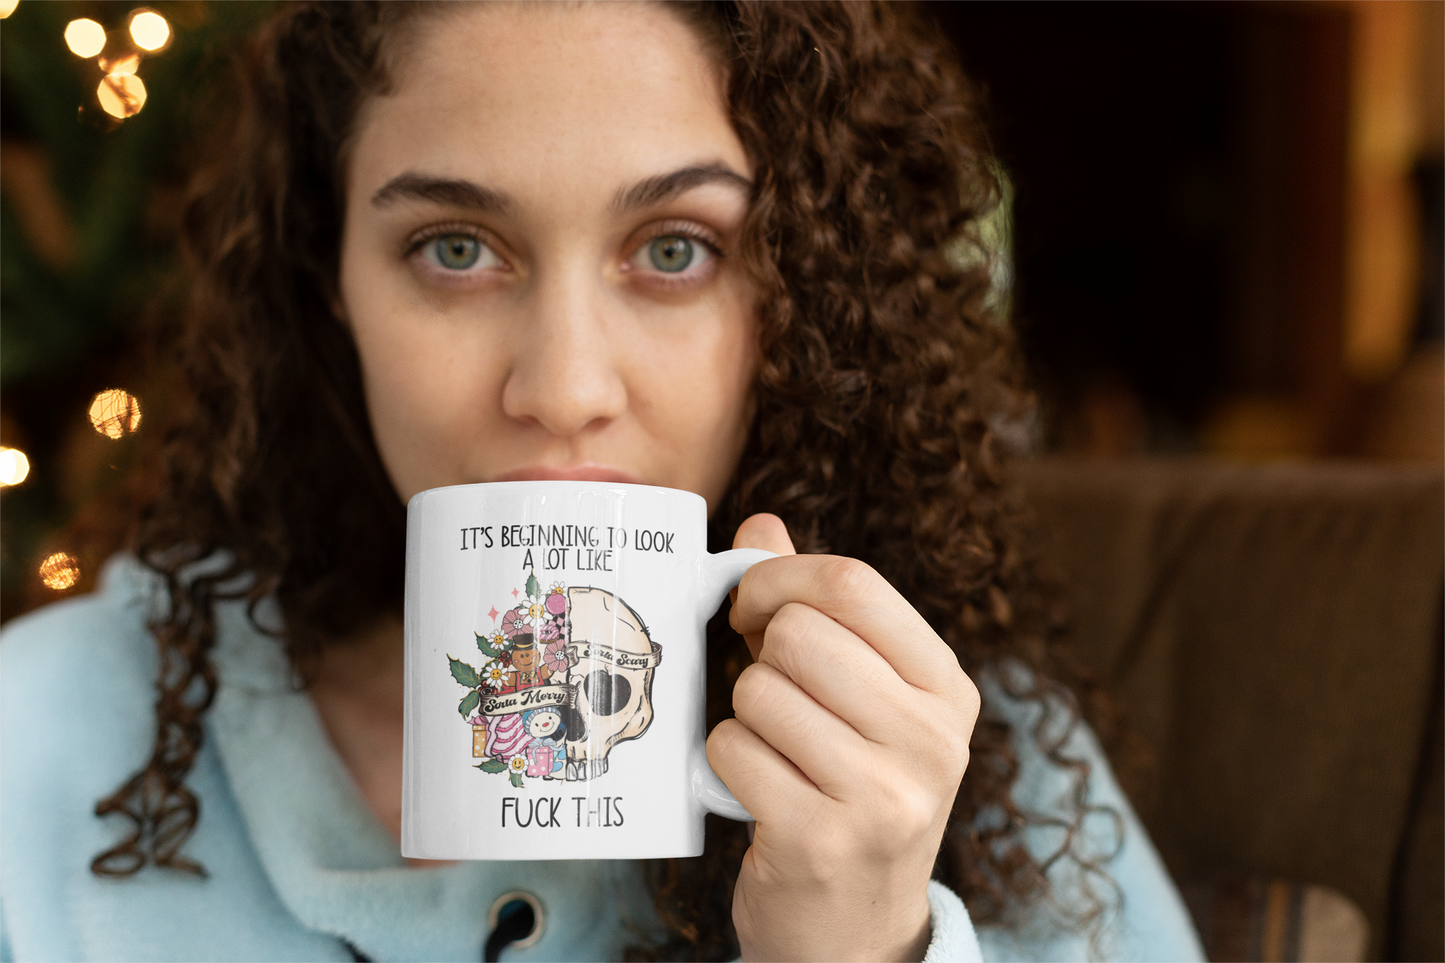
[692,547,777,822]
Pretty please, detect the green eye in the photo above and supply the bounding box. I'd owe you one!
[647,236,694,273]
[433,234,481,270]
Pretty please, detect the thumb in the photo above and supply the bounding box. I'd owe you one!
[732,513,797,556]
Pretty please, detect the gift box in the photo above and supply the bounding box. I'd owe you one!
[526,744,557,777]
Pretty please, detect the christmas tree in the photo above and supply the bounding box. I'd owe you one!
[0,1,272,617]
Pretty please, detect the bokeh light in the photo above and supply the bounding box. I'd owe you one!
[0,448,30,487]
[88,388,143,439]
[99,52,141,77]
[38,552,80,591]
[0,0,20,20]
[128,10,171,52]
[64,18,106,58]
[97,73,147,120]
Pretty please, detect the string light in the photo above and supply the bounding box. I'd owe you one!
[99,52,141,77]
[88,388,143,439]
[67,10,173,123]
[97,73,148,119]
[64,18,106,58]
[128,9,170,52]
[0,0,20,19]
[39,552,80,591]
[0,447,30,487]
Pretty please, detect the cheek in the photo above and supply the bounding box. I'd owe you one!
[646,290,757,496]
[340,255,496,499]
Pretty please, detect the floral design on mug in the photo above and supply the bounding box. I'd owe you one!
[448,572,663,787]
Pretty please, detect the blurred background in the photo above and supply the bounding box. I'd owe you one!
[1,0,270,614]
[940,2,1443,464]
[1,0,1440,613]
[0,2,1441,961]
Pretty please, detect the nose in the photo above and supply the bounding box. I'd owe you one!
[500,267,627,437]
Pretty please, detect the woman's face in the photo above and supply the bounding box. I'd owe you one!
[339,2,756,514]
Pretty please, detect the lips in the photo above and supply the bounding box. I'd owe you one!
[491,464,644,484]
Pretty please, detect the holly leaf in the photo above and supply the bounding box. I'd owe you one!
[458,689,481,719]
[476,759,507,773]
[525,571,540,599]
[476,632,502,658]
[510,771,525,788]
[448,656,481,688]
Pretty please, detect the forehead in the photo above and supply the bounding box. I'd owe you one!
[349,2,748,208]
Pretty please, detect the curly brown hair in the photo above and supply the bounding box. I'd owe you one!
[92,1,1123,957]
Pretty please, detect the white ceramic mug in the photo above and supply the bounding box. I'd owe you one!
[401,481,768,861]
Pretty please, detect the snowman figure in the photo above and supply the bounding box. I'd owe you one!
[523,707,567,779]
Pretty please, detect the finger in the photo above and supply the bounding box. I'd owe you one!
[732,513,797,556]
[729,514,797,658]
[706,717,829,826]
[757,601,913,744]
[733,554,960,693]
[731,661,869,799]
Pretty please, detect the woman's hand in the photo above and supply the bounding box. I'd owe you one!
[708,514,981,962]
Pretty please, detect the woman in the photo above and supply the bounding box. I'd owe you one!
[0,3,1202,961]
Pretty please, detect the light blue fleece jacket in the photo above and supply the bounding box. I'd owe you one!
[0,557,1202,962]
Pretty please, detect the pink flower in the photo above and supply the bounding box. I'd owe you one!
[501,607,528,638]
[543,640,569,676]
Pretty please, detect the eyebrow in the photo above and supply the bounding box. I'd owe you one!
[609,163,752,214]
[372,173,511,213]
[370,163,752,216]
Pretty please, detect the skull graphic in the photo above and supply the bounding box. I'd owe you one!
[563,586,662,780]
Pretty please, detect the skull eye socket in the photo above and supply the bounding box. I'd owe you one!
[583,669,631,716]
[561,705,587,741]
